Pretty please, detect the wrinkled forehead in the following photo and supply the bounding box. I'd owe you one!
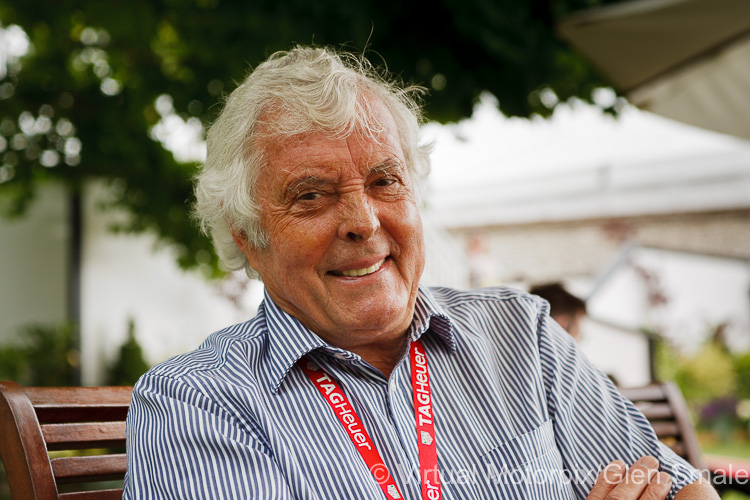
[255,111,406,183]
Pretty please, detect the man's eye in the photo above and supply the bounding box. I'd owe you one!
[298,192,322,201]
[374,177,396,187]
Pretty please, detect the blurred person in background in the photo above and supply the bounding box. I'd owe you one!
[123,46,717,499]
[530,282,587,341]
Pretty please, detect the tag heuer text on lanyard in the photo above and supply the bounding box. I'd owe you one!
[299,338,441,500]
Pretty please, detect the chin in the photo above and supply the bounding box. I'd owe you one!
[354,304,410,332]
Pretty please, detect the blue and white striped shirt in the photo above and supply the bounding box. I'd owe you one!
[124,286,701,499]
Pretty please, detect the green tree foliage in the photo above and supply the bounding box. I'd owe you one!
[656,335,750,442]
[657,338,738,406]
[734,352,750,400]
[0,323,77,386]
[107,318,151,386]
[0,0,613,273]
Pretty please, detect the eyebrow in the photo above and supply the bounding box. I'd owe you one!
[283,157,405,197]
[368,159,410,188]
[285,175,328,197]
[369,158,405,177]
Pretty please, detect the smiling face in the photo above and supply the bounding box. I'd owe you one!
[235,102,425,353]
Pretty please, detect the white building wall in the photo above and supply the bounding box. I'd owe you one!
[80,183,265,385]
[589,247,750,352]
[578,319,651,388]
[0,183,68,341]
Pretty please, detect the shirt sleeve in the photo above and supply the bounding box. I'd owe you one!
[123,373,296,499]
[535,303,703,499]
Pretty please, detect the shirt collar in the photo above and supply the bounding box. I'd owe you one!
[260,286,457,394]
[409,286,457,351]
[259,289,327,395]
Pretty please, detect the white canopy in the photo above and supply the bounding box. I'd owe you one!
[558,0,750,140]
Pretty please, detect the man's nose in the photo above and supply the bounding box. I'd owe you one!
[337,192,379,242]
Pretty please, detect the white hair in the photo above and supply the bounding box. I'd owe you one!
[194,46,432,279]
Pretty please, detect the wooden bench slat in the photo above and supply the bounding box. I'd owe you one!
[35,407,130,424]
[42,422,127,450]
[632,402,674,420]
[619,385,668,402]
[25,387,131,424]
[25,387,134,407]
[59,489,124,500]
[650,420,681,437]
[50,454,127,484]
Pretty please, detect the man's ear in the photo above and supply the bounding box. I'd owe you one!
[231,228,261,272]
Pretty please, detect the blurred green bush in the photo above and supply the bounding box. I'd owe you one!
[106,318,150,386]
[0,323,77,386]
[656,333,750,445]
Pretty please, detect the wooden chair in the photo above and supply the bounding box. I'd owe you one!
[620,381,750,496]
[619,381,704,469]
[0,381,133,499]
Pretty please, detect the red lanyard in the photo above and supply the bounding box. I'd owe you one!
[299,339,441,500]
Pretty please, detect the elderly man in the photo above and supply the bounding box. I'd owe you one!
[124,47,717,499]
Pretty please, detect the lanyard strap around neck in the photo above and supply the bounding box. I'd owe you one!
[299,338,441,500]
[410,339,441,499]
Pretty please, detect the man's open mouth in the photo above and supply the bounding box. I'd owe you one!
[330,258,386,277]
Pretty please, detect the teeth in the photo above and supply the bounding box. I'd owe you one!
[339,259,385,277]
